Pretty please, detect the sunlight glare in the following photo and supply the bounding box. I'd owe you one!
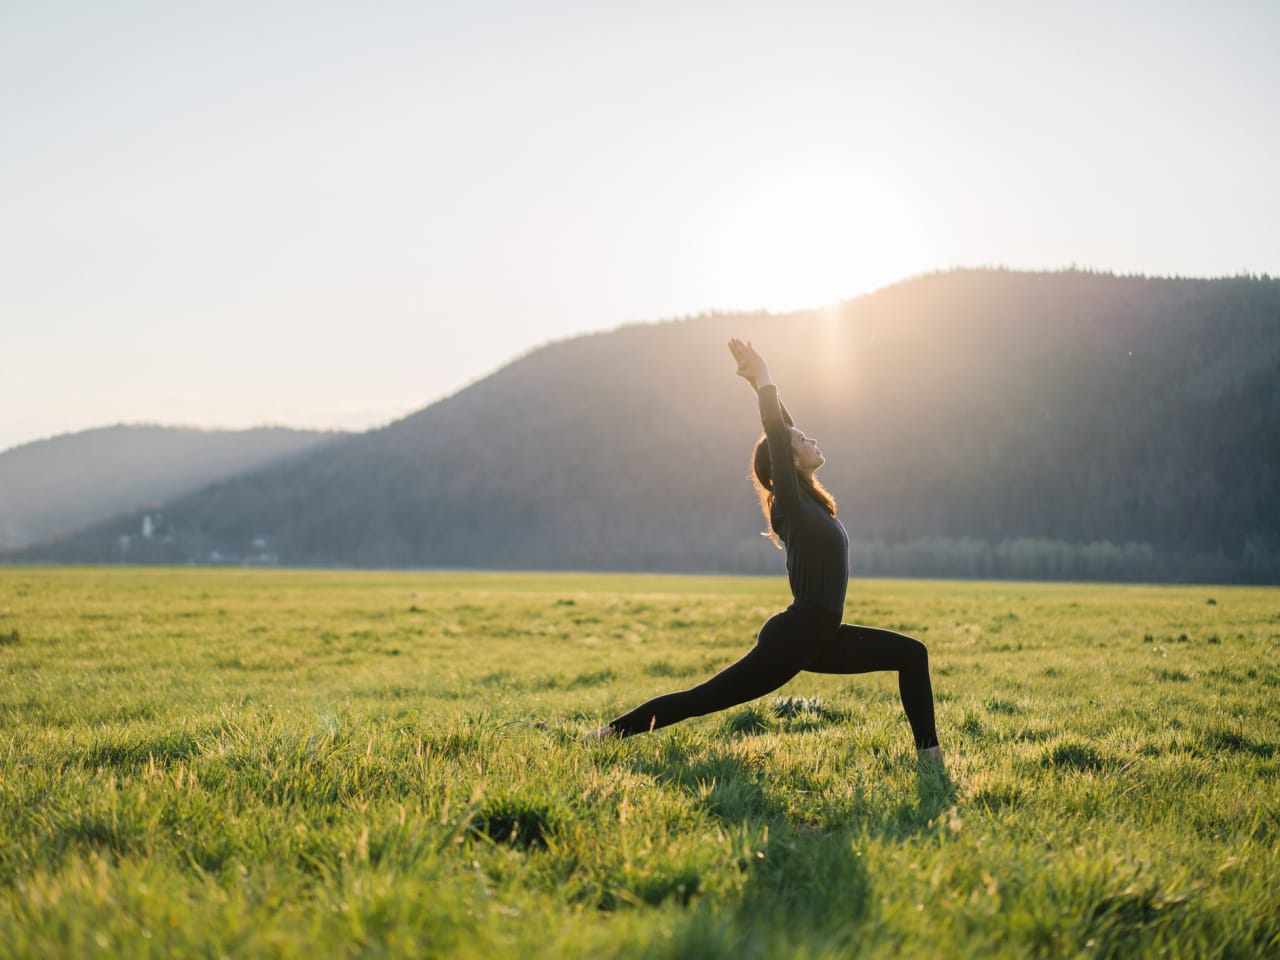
[703,169,930,312]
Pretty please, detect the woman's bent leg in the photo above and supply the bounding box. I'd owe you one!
[605,612,806,737]
[804,624,939,750]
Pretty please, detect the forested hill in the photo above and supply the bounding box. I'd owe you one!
[0,425,342,550]
[12,269,1280,582]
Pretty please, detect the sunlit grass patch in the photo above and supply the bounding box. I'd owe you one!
[1,568,1278,958]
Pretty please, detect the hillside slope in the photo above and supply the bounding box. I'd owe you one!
[0,425,342,549]
[13,270,1280,581]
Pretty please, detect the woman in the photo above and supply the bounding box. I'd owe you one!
[585,339,944,765]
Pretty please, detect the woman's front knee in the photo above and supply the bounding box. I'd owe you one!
[905,636,929,668]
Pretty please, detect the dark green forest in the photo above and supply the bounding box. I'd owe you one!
[9,269,1280,582]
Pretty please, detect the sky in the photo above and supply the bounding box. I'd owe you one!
[2,0,1277,453]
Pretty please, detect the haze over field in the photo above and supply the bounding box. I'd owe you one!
[2,2,1278,452]
[13,270,1280,582]
[0,425,341,550]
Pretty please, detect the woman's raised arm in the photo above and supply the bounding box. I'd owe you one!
[728,339,801,511]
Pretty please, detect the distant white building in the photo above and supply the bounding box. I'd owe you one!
[142,515,154,538]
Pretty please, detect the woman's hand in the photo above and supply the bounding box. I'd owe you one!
[728,338,772,390]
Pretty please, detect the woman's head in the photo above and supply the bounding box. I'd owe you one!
[751,431,837,546]
[789,425,825,475]
[753,427,824,485]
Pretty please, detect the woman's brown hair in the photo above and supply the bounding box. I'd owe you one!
[751,434,837,547]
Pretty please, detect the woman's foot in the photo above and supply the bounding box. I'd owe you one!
[917,745,951,792]
[581,724,620,744]
[917,744,945,765]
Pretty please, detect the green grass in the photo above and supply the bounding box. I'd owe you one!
[1,567,1278,958]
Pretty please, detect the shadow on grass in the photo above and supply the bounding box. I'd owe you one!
[624,733,956,842]
[616,749,876,949]
[612,738,956,946]
[733,823,872,953]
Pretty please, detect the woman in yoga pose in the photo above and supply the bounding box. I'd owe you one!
[585,338,943,764]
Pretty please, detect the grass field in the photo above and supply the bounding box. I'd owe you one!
[2,567,1278,958]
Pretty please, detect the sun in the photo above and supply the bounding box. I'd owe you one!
[703,167,930,312]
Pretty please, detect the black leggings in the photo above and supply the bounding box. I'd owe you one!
[606,603,939,749]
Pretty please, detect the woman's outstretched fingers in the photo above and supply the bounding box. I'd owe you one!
[729,338,769,386]
[729,339,759,383]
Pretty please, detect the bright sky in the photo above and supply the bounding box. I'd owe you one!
[3,1,1277,452]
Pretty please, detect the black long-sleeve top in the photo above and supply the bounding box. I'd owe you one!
[757,384,849,618]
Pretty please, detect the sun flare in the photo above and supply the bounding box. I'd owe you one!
[705,168,929,312]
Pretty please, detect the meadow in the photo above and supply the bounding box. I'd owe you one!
[1,567,1277,959]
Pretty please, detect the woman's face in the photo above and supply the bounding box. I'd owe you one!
[789,426,825,475]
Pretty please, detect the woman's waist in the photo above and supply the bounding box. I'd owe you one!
[786,596,843,624]
[784,562,848,610]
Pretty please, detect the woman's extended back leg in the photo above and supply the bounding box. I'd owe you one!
[603,610,809,736]
[606,642,803,736]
